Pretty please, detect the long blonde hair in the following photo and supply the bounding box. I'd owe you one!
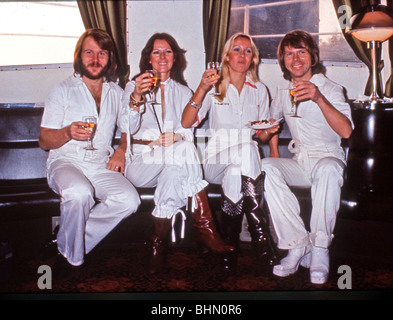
[216,33,260,102]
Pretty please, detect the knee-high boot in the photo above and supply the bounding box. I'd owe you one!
[192,190,235,253]
[220,195,244,272]
[242,173,279,266]
[147,216,172,274]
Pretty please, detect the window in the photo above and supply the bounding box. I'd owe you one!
[228,0,361,63]
[0,1,85,67]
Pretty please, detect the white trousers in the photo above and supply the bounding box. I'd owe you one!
[262,156,345,250]
[203,142,262,203]
[48,158,140,266]
[125,141,207,219]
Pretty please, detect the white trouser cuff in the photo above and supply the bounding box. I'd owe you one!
[182,180,208,201]
[278,234,310,250]
[309,232,334,249]
[57,249,84,267]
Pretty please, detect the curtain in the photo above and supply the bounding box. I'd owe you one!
[203,0,232,64]
[332,0,383,98]
[385,0,393,97]
[77,0,129,88]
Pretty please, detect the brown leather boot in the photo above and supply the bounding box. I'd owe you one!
[192,190,235,254]
[147,217,172,274]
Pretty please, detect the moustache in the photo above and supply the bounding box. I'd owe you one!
[88,62,103,68]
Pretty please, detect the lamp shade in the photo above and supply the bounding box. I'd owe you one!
[348,6,393,42]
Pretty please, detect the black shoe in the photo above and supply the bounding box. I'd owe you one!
[40,226,60,260]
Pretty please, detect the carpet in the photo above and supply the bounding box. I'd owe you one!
[1,241,393,297]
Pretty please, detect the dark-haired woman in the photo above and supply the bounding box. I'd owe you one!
[122,33,234,274]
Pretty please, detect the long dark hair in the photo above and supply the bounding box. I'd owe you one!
[277,30,324,81]
[73,28,118,82]
[139,33,188,86]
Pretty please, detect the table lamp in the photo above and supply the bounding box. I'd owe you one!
[347,5,393,102]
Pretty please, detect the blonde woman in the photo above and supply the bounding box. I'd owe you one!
[182,33,279,272]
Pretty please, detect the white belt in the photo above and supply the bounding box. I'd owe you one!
[288,140,342,171]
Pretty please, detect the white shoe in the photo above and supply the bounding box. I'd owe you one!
[273,245,311,278]
[310,246,329,285]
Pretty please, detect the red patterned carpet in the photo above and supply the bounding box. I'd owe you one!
[1,241,393,297]
[1,210,393,300]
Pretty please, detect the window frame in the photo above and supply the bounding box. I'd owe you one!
[0,1,131,71]
[0,1,83,70]
[230,0,366,68]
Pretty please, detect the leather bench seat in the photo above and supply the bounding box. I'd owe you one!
[0,178,60,221]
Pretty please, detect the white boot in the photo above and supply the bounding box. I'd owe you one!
[310,246,330,284]
[273,245,311,277]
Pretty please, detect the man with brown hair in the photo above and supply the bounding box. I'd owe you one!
[39,29,140,273]
[263,30,353,284]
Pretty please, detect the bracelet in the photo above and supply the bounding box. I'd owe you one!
[189,98,202,110]
[130,93,146,107]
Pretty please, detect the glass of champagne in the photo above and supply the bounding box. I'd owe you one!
[82,116,97,150]
[288,84,301,118]
[146,70,160,104]
[207,61,221,96]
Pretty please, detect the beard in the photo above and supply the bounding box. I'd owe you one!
[80,62,109,80]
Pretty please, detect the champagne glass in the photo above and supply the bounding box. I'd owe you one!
[146,70,160,104]
[207,61,221,96]
[82,116,97,150]
[288,83,301,118]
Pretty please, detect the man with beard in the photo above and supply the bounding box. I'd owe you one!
[39,29,140,276]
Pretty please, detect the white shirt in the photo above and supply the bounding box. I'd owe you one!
[122,78,194,155]
[270,73,354,162]
[41,75,126,164]
[195,77,270,153]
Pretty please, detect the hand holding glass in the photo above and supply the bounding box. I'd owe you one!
[146,70,160,104]
[288,85,301,118]
[207,61,221,96]
[82,116,97,150]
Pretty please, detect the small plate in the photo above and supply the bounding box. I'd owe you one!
[248,118,283,130]
[248,122,274,130]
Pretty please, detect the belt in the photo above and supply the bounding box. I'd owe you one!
[132,139,154,145]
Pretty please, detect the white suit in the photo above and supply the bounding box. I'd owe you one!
[194,77,270,203]
[41,75,140,266]
[262,74,354,250]
[122,78,207,222]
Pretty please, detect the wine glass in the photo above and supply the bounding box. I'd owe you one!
[82,116,97,150]
[207,61,221,96]
[146,70,160,104]
[288,83,301,118]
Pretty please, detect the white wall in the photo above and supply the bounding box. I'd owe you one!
[127,0,205,91]
[0,0,388,103]
[0,66,74,103]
